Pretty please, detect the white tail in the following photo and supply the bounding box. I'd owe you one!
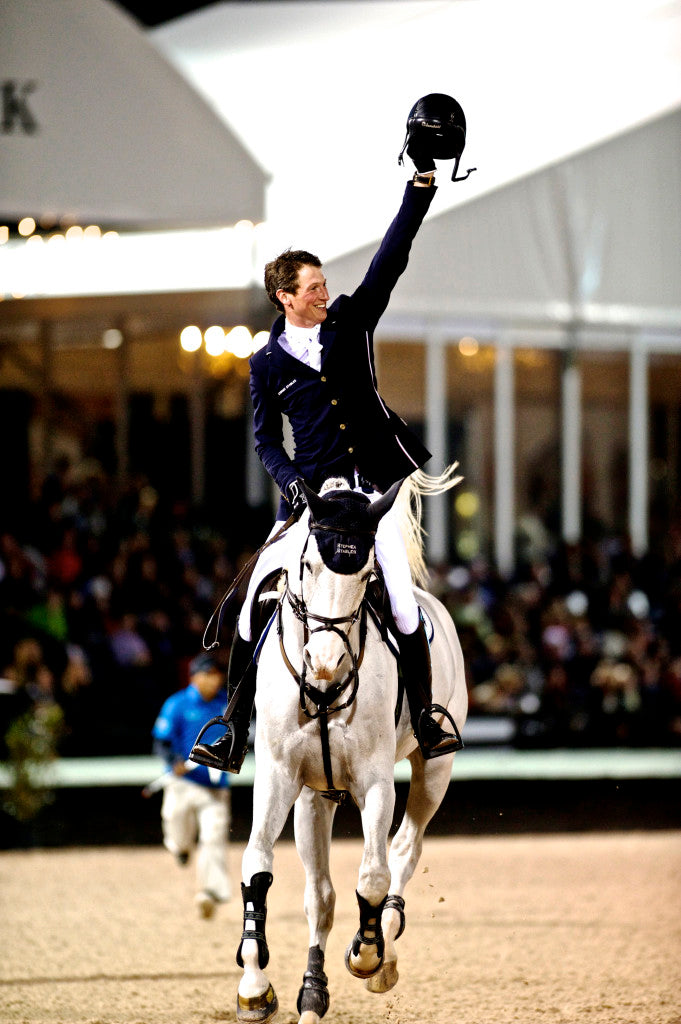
[395,463,463,588]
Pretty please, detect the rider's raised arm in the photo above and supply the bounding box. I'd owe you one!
[349,178,437,332]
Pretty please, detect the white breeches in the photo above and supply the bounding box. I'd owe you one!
[371,492,420,634]
[161,776,232,901]
[238,488,419,640]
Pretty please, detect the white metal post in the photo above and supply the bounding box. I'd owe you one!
[494,337,515,578]
[561,345,582,544]
[425,331,448,564]
[629,336,649,557]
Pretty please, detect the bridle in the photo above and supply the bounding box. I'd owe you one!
[278,516,378,802]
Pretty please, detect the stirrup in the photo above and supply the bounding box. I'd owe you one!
[416,703,464,760]
[189,716,247,774]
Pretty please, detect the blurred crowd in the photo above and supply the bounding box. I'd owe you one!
[431,515,681,747]
[0,459,248,759]
[1,458,680,764]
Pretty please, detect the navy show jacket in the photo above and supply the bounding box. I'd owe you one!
[249,181,436,518]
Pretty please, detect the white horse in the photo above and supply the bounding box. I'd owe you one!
[236,475,468,1024]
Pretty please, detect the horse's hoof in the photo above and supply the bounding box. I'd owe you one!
[237,983,279,1023]
[299,1013,321,1024]
[344,942,382,979]
[365,959,399,993]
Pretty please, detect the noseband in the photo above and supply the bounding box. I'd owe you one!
[280,519,375,717]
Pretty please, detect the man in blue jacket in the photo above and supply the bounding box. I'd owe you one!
[191,148,460,775]
[153,652,232,918]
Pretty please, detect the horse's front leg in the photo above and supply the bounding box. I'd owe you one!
[344,775,394,980]
[293,788,338,1024]
[237,763,302,1023]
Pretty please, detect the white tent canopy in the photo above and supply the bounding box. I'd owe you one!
[152,0,681,262]
[326,107,681,342]
[322,107,681,570]
[0,0,267,230]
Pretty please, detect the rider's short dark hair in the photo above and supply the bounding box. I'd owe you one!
[264,249,322,311]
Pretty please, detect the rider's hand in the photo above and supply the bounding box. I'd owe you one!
[407,136,436,175]
[287,479,307,517]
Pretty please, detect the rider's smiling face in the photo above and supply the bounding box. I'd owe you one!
[278,264,330,328]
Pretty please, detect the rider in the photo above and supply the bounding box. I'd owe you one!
[190,134,462,775]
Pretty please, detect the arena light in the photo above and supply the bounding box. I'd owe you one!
[458,336,479,357]
[225,325,253,359]
[204,325,226,356]
[18,217,36,237]
[0,224,259,297]
[455,491,480,518]
[102,328,123,350]
[180,325,203,353]
[252,330,269,352]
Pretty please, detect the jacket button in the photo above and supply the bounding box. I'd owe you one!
[348,447,354,454]
[320,375,327,382]
[331,399,338,406]
[339,423,346,430]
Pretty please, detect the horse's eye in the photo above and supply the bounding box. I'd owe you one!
[303,560,313,573]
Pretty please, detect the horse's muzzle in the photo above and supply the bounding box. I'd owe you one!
[304,639,346,682]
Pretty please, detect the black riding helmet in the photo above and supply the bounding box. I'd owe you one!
[398,92,476,182]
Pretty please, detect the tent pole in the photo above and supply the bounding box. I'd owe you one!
[561,341,582,545]
[425,329,448,565]
[629,335,649,556]
[494,334,515,578]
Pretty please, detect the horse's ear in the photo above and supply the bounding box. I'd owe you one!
[366,478,405,528]
[301,479,330,522]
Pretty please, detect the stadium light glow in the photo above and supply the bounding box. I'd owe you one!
[225,325,253,359]
[204,325,226,356]
[180,325,203,353]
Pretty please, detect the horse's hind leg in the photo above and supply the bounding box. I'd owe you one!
[365,751,454,994]
[293,789,337,1024]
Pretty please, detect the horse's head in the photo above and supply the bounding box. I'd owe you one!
[286,477,402,683]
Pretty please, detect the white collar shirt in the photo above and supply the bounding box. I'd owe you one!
[278,322,323,371]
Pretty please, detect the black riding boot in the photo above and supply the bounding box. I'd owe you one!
[398,619,463,759]
[189,630,257,774]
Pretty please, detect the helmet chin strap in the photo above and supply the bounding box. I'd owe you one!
[398,140,477,183]
[451,155,477,182]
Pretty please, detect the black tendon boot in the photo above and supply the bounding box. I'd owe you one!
[398,618,463,759]
[189,630,257,774]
